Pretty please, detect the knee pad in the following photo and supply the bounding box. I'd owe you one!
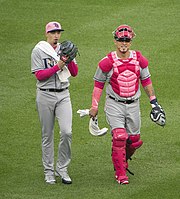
[126,134,143,160]
[128,134,143,149]
[112,128,128,148]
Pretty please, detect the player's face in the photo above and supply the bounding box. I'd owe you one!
[114,39,131,54]
[46,30,62,46]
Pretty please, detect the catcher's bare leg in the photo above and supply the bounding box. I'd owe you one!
[112,128,129,184]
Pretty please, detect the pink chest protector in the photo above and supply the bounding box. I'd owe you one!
[110,51,140,97]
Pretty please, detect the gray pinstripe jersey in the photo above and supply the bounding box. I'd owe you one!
[31,43,69,89]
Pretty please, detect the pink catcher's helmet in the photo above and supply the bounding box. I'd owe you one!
[113,24,136,41]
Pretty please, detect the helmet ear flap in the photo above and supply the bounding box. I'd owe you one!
[112,30,118,41]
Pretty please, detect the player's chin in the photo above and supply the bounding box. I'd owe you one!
[54,40,58,45]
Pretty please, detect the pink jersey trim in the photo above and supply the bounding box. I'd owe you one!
[141,77,152,87]
[35,65,60,81]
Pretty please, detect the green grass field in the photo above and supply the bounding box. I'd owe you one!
[0,0,179,198]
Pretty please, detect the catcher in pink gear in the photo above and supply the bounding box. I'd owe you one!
[89,24,165,185]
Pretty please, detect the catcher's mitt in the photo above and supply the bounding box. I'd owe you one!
[58,40,78,64]
[150,105,166,126]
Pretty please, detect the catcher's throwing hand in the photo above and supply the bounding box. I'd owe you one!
[89,108,98,119]
[150,100,166,126]
[58,40,78,64]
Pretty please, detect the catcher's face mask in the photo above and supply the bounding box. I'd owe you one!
[113,24,136,41]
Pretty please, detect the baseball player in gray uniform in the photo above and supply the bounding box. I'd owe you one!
[89,24,165,185]
[31,21,78,185]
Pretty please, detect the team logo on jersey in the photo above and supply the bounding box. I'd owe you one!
[47,58,55,67]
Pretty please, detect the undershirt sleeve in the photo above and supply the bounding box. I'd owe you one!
[67,60,78,77]
[35,65,60,81]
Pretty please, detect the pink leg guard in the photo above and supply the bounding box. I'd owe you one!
[126,134,143,161]
[112,128,128,184]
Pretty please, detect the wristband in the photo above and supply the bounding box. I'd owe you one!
[150,98,158,108]
[150,96,156,101]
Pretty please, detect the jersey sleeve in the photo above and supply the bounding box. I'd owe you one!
[93,66,108,83]
[31,48,44,73]
[93,55,113,82]
[140,67,151,80]
[136,51,151,80]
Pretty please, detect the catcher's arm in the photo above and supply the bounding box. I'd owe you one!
[89,81,105,119]
[143,83,166,127]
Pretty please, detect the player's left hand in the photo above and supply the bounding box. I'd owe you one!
[58,40,78,64]
[150,104,166,127]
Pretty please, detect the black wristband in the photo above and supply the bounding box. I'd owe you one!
[150,98,158,106]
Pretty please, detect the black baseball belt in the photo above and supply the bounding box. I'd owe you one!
[39,87,68,92]
[109,95,135,104]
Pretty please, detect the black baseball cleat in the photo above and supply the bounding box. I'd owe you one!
[55,170,72,184]
[62,178,72,184]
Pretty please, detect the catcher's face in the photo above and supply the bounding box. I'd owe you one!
[114,38,132,54]
[46,30,62,47]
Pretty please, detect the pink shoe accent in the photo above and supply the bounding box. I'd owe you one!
[115,175,129,184]
[119,180,129,185]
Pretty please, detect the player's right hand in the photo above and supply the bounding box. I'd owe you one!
[57,60,66,70]
[89,107,98,119]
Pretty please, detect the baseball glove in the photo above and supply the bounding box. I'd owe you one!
[58,40,78,64]
[150,105,166,126]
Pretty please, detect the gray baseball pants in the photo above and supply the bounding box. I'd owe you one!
[104,96,141,135]
[36,89,72,176]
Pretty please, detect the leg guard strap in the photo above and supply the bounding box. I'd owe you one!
[126,134,143,160]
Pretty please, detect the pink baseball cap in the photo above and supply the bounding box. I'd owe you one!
[45,21,64,33]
